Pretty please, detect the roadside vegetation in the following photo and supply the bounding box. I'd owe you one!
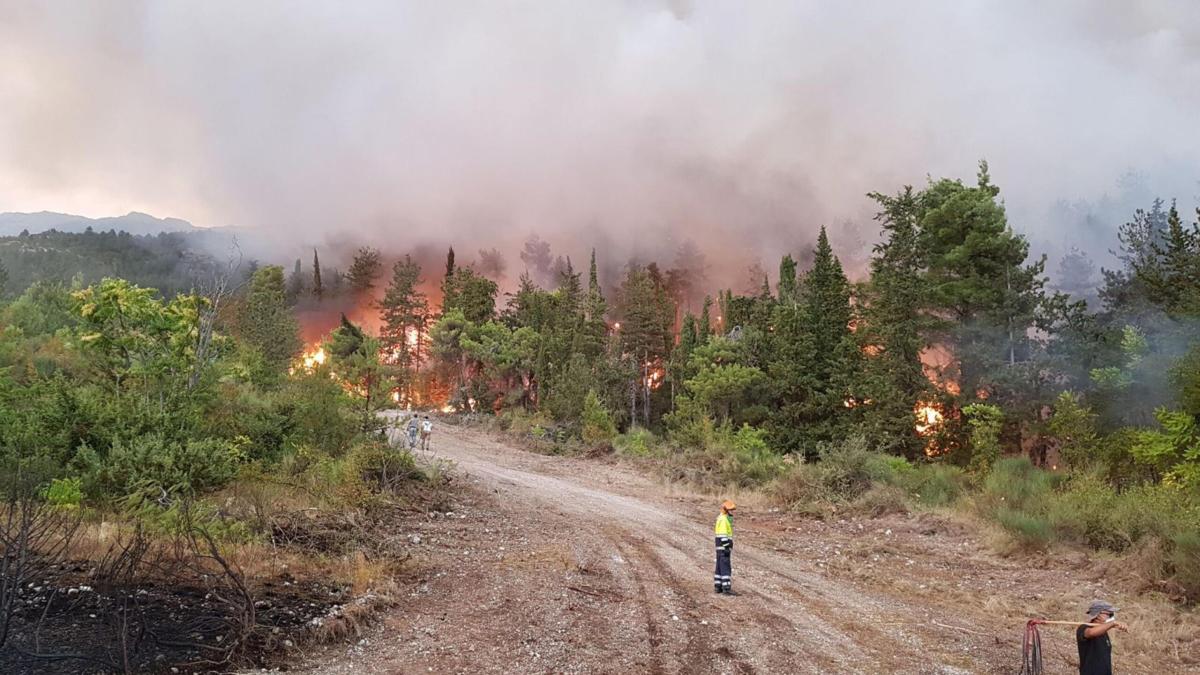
[0,270,445,673]
[459,166,1200,605]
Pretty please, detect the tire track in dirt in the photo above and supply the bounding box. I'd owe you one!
[610,537,667,675]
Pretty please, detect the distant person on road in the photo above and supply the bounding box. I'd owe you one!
[1077,600,1126,675]
[420,415,433,451]
[714,500,735,594]
[406,414,419,450]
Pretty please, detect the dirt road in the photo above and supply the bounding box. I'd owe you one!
[296,421,1197,674]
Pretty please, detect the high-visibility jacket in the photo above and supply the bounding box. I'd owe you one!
[714,512,733,538]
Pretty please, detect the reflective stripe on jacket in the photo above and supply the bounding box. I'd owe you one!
[714,512,733,538]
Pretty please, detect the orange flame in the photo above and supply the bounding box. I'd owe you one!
[914,400,948,457]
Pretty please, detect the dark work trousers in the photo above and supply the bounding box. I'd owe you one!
[714,536,732,591]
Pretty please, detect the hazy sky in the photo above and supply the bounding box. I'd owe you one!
[1,0,1198,273]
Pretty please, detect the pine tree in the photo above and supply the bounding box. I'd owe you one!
[777,254,798,305]
[698,296,713,343]
[578,250,609,360]
[764,227,860,455]
[285,258,306,303]
[860,186,931,456]
[236,266,302,383]
[442,267,498,324]
[477,247,506,280]
[919,162,1047,397]
[1055,247,1098,307]
[1147,202,1200,314]
[346,247,383,296]
[378,255,430,398]
[520,235,553,286]
[586,249,606,322]
[616,265,675,426]
[445,246,456,279]
[557,257,583,314]
[312,249,324,300]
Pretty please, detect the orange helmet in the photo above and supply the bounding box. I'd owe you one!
[721,499,737,512]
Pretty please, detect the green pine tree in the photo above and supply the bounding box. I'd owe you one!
[312,249,324,300]
[346,247,383,296]
[236,266,302,383]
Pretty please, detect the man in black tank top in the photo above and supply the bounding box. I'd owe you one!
[1076,600,1126,675]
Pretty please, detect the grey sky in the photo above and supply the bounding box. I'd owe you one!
[1,1,1197,275]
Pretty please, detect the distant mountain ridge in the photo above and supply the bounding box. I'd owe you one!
[0,210,198,237]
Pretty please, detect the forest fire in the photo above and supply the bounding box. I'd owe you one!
[644,364,665,390]
[290,345,328,374]
[303,346,327,368]
[915,401,947,457]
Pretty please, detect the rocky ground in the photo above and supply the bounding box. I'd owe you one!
[285,423,1199,674]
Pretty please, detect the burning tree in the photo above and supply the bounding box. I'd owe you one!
[378,255,429,404]
[326,315,395,433]
[614,264,674,427]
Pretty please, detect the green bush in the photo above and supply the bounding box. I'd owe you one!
[348,441,424,491]
[580,390,616,445]
[43,477,83,509]
[1045,473,1128,550]
[865,454,914,484]
[614,427,659,457]
[1171,530,1200,601]
[719,424,785,486]
[903,464,966,507]
[995,506,1052,549]
[76,433,244,499]
[815,434,875,499]
[980,457,1053,514]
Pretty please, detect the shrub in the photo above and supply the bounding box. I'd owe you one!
[980,457,1053,514]
[903,464,965,507]
[769,463,832,512]
[1047,391,1099,470]
[962,403,1003,478]
[43,477,83,509]
[995,506,1052,550]
[719,424,785,486]
[76,434,244,499]
[348,441,424,492]
[1046,472,1128,550]
[614,427,659,457]
[1171,530,1200,601]
[815,434,875,499]
[580,390,616,445]
[854,484,910,517]
[865,455,914,484]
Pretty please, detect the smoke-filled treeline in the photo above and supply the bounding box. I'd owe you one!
[285,163,1198,597]
[355,163,1192,473]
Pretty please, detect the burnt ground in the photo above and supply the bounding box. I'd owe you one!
[288,422,1199,675]
[0,557,352,674]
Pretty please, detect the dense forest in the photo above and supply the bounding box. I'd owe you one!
[0,163,1197,670]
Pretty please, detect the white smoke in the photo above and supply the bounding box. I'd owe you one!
[0,0,1197,279]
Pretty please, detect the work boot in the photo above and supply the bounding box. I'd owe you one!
[723,587,736,596]
[714,585,723,594]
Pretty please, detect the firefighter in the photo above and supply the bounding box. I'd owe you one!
[714,499,735,594]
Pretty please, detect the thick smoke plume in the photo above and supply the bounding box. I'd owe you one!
[1,1,1198,290]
